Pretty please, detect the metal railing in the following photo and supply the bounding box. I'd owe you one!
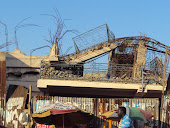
[40,61,167,85]
[72,24,115,52]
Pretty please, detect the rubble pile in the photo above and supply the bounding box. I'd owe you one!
[41,62,70,79]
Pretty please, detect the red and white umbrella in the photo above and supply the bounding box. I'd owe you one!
[33,102,92,128]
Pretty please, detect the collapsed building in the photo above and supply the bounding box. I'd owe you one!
[5,24,170,97]
[36,25,169,98]
[1,24,170,128]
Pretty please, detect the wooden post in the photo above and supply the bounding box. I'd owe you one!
[109,99,111,111]
[26,85,32,128]
[160,46,168,124]
[0,52,6,127]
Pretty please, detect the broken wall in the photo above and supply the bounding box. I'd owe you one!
[133,41,147,78]
[109,52,134,78]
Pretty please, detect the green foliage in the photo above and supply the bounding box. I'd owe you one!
[118,40,132,52]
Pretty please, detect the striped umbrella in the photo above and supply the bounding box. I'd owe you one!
[32,102,93,128]
[102,107,153,123]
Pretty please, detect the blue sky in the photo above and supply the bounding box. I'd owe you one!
[0,0,170,58]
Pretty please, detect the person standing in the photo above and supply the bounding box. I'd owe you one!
[118,107,134,128]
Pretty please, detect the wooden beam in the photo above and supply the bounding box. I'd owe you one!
[25,85,32,128]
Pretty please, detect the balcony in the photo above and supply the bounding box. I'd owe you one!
[36,61,167,98]
[40,61,164,85]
